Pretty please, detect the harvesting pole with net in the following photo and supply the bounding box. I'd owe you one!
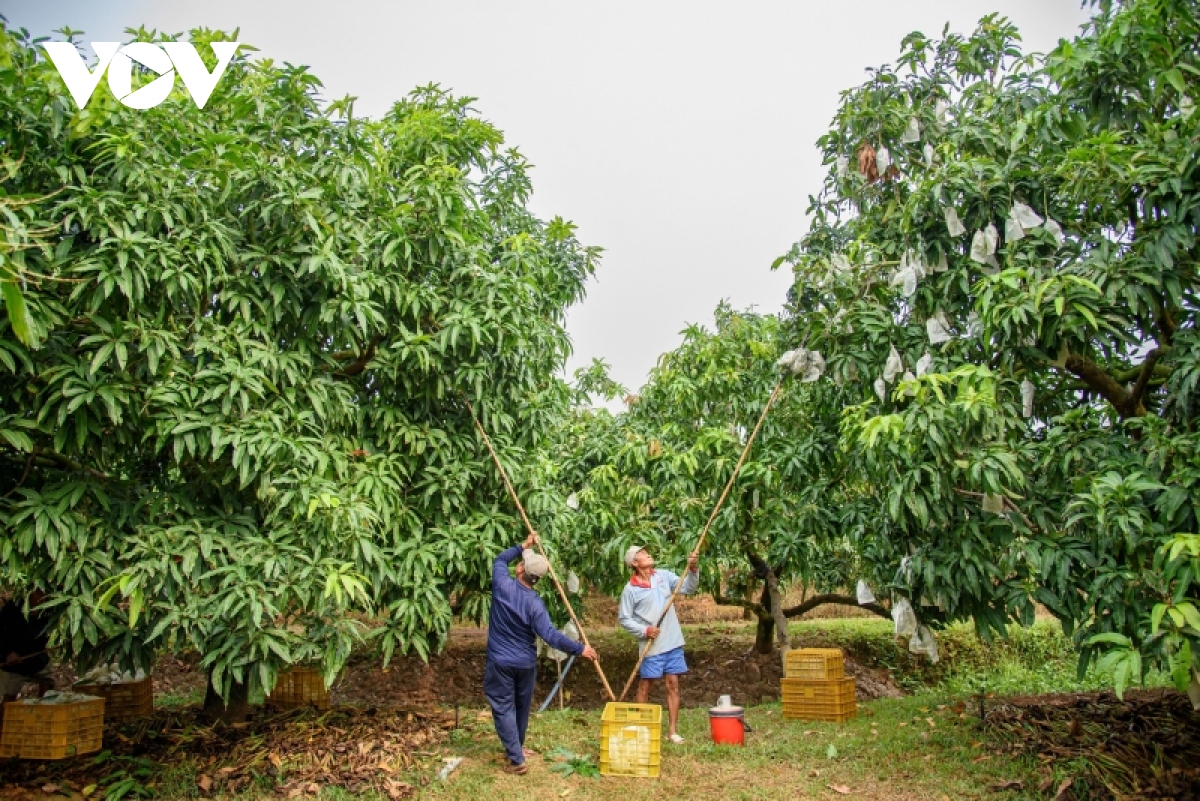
[464,396,617,702]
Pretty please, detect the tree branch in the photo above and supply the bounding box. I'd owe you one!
[1061,351,1167,419]
[332,337,382,378]
[1128,346,1165,414]
[1063,353,1135,415]
[34,449,109,481]
[782,593,891,621]
[712,592,768,618]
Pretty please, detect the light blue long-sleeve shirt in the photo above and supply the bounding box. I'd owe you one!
[617,568,699,657]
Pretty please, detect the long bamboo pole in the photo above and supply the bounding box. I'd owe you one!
[464,397,616,701]
[618,378,785,701]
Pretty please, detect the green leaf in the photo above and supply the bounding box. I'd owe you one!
[1163,67,1187,95]
[2,278,32,346]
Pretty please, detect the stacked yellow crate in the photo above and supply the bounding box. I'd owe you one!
[781,648,856,722]
[0,695,105,760]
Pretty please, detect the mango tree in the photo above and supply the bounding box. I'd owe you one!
[777,1,1199,695]
[0,24,598,718]
[548,307,887,655]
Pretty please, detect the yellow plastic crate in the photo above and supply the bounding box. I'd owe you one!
[270,667,330,710]
[599,702,661,777]
[785,648,845,680]
[781,677,857,722]
[74,676,152,722]
[0,697,105,760]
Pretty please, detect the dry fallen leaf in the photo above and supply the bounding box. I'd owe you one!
[973,755,991,764]
[41,785,60,794]
[196,775,213,795]
[827,784,851,795]
[1055,778,1074,799]
[991,780,1024,791]
[808,769,821,778]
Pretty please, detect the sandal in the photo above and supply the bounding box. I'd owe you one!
[667,733,685,745]
[503,762,528,775]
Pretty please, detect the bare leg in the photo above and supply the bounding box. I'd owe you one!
[664,674,680,736]
[636,678,655,703]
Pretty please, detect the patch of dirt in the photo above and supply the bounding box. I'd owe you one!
[45,626,901,715]
[0,706,452,799]
[984,689,1200,800]
[328,627,901,711]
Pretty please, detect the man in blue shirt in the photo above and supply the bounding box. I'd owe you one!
[617,545,699,744]
[486,532,597,775]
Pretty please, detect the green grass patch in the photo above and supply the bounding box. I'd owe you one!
[778,617,1172,697]
[419,692,1035,800]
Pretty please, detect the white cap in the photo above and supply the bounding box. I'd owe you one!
[522,549,549,579]
[624,545,645,569]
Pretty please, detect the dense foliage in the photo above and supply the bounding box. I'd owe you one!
[546,309,881,654]
[0,23,597,709]
[776,0,1199,693]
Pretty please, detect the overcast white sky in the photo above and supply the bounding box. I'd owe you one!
[11,1,1092,395]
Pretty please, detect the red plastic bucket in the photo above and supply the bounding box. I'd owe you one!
[709,706,745,746]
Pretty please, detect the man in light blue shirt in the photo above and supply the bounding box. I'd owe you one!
[617,545,699,744]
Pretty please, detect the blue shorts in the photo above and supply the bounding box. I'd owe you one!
[640,646,688,679]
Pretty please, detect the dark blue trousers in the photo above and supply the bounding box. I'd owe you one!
[483,659,537,766]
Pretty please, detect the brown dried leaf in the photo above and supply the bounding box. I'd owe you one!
[990,780,1024,791]
[1054,778,1074,799]
[827,784,851,795]
[196,775,213,795]
[857,143,879,183]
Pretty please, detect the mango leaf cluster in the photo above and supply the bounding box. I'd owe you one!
[548,307,868,652]
[0,24,597,699]
[778,1,1198,692]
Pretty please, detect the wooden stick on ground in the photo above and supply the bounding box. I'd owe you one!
[464,397,617,702]
[619,378,785,701]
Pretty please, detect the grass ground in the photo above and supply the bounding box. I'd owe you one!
[416,693,1040,801]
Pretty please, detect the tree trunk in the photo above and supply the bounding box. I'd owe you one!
[742,578,759,621]
[203,673,250,724]
[762,563,790,670]
[753,611,774,654]
[752,581,775,654]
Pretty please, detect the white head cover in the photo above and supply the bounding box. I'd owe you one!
[522,549,549,579]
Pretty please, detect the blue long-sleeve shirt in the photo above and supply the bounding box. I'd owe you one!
[487,545,584,668]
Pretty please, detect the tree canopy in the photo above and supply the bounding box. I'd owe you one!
[775,0,1199,694]
[544,308,877,655]
[0,24,598,712]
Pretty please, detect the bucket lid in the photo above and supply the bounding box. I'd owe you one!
[708,706,743,716]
